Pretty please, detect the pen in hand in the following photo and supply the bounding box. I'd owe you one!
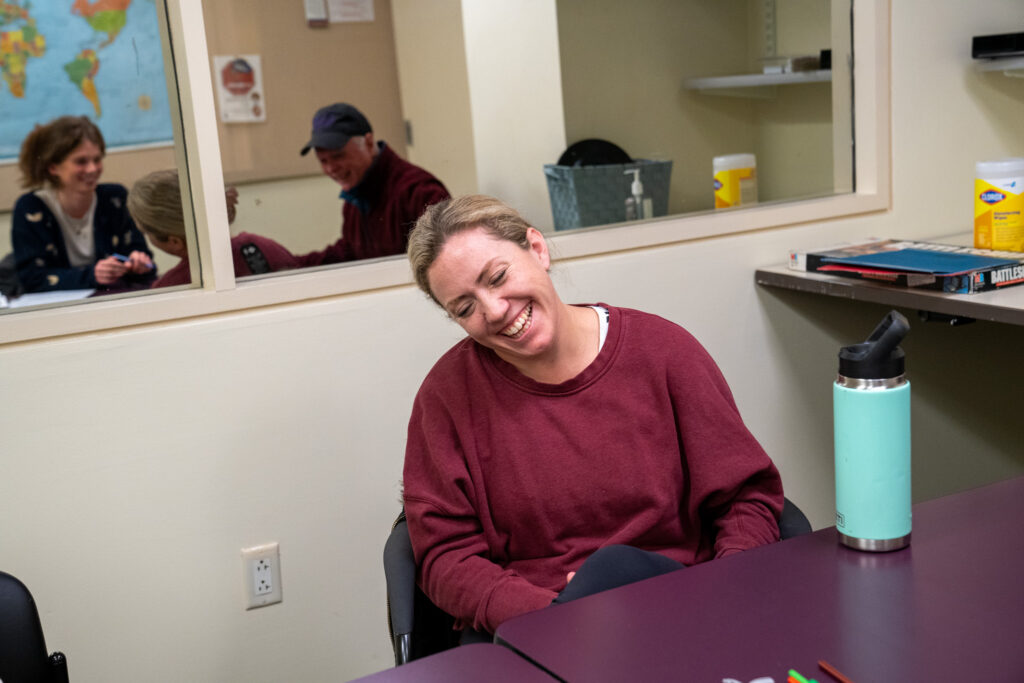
[112,253,155,270]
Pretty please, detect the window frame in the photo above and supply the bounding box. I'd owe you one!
[1,0,889,345]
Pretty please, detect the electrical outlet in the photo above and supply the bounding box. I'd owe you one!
[242,542,282,610]
[254,557,273,595]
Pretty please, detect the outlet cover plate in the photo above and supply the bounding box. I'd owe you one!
[242,542,282,609]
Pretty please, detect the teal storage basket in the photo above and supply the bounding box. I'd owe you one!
[543,159,672,231]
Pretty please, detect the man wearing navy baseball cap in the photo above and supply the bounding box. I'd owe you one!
[298,102,449,265]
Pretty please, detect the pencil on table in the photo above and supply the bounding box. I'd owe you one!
[818,659,856,683]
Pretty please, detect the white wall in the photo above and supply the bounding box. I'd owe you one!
[2,1,1024,681]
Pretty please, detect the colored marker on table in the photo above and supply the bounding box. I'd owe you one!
[788,669,818,683]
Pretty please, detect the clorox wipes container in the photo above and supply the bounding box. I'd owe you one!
[975,158,1024,251]
[713,153,757,209]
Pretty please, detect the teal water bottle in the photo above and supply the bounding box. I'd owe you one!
[833,310,911,552]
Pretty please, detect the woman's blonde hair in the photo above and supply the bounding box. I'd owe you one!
[407,195,532,303]
[127,169,184,242]
[18,115,105,189]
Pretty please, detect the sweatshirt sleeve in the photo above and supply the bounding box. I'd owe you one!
[403,383,557,633]
[666,327,783,557]
[294,235,353,268]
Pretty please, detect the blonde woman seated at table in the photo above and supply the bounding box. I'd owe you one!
[403,195,784,642]
[127,169,300,288]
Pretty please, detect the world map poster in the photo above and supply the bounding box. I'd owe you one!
[0,0,174,160]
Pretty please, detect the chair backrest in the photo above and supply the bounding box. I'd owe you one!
[0,571,69,683]
[384,512,458,666]
[0,252,24,300]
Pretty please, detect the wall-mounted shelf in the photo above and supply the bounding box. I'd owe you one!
[974,56,1024,77]
[683,70,832,98]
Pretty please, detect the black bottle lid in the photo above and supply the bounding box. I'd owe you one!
[838,310,910,380]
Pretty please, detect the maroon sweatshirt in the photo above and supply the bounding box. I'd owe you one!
[297,143,449,265]
[403,305,782,633]
[150,232,299,287]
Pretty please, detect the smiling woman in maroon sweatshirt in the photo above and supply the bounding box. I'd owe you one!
[403,195,783,641]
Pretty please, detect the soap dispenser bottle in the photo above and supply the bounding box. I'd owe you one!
[624,169,645,221]
[833,310,912,552]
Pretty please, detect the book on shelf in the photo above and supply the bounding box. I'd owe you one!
[788,238,1024,294]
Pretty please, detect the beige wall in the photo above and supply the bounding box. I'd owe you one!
[461,0,567,230]
[391,0,478,197]
[558,0,755,215]
[393,0,569,229]
[558,0,837,215]
[202,0,408,184]
[2,2,1024,681]
[1,212,10,258]
[755,0,838,201]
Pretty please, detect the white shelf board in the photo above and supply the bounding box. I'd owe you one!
[684,69,832,91]
[974,56,1024,77]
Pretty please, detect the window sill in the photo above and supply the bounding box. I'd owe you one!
[1,187,888,346]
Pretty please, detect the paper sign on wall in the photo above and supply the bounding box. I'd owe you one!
[328,0,374,23]
[212,55,266,123]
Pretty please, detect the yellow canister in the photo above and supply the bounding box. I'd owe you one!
[975,158,1024,251]
[714,153,758,209]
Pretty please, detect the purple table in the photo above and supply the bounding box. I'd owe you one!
[349,643,556,682]
[496,477,1024,683]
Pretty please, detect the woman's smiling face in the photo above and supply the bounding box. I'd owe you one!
[427,226,561,366]
[49,139,103,193]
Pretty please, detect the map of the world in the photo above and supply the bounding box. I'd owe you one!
[0,0,173,160]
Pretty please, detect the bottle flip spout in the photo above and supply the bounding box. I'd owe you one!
[838,310,910,380]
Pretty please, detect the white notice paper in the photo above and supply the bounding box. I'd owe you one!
[328,0,374,23]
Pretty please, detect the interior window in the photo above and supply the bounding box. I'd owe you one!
[1,0,884,342]
[198,0,853,274]
[0,0,196,313]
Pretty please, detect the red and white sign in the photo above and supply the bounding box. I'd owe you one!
[212,55,266,123]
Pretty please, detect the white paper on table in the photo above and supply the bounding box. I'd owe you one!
[8,289,95,308]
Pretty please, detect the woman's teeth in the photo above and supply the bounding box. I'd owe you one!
[502,303,532,338]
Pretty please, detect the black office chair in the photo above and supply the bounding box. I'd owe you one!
[0,571,70,683]
[0,252,24,301]
[384,498,812,666]
[384,510,460,666]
